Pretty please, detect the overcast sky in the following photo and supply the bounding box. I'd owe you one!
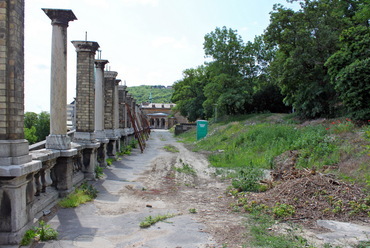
[24,0,298,113]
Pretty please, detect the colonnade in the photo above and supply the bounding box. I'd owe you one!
[0,5,147,245]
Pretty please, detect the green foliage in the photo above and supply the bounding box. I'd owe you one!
[163,144,179,153]
[326,25,370,121]
[188,208,197,214]
[171,66,207,121]
[24,111,50,144]
[130,139,138,149]
[231,166,263,192]
[139,213,177,228]
[248,211,313,248]
[58,182,98,208]
[272,203,295,218]
[173,162,196,175]
[21,221,58,246]
[264,0,347,118]
[95,165,104,178]
[106,158,116,166]
[127,85,173,103]
[24,126,37,144]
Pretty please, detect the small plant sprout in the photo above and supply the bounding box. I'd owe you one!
[188,208,197,214]
[139,213,178,228]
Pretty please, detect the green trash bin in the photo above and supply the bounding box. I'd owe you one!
[196,120,208,140]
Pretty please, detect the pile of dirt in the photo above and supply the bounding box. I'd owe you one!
[244,168,370,226]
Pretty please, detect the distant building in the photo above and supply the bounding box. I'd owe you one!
[141,103,187,129]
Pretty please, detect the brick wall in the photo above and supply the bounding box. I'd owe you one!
[73,41,99,133]
[0,0,25,140]
[104,71,117,129]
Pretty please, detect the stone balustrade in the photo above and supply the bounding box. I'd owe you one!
[0,3,148,245]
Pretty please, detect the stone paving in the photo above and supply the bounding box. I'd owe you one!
[34,130,214,248]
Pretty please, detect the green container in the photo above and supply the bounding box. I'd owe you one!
[196,120,208,140]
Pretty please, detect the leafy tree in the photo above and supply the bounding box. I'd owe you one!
[24,111,50,144]
[325,25,370,120]
[264,0,356,118]
[24,112,38,129]
[24,126,37,144]
[35,111,50,142]
[171,66,207,121]
[203,27,255,116]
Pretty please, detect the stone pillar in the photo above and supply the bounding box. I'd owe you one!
[71,41,100,179]
[94,60,108,139]
[126,94,132,128]
[94,60,108,166]
[118,85,127,130]
[43,9,77,150]
[104,71,119,157]
[0,1,41,244]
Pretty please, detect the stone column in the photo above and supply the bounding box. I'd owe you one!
[71,41,100,179]
[94,60,109,140]
[104,71,119,157]
[118,85,127,130]
[126,94,132,128]
[0,1,41,244]
[43,9,77,150]
[94,59,109,166]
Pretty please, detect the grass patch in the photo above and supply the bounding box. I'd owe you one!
[58,182,98,208]
[248,211,314,248]
[21,221,58,246]
[163,144,179,153]
[139,213,178,228]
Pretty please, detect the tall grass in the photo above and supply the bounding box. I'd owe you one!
[178,117,348,170]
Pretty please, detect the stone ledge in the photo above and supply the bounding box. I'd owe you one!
[30,149,60,162]
[0,160,42,177]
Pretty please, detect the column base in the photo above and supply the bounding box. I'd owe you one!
[0,139,32,165]
[46,135,71,150]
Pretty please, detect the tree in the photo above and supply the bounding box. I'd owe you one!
[203,27,255,116]
[325,25,370,120]
[35,111,50,142]
[171,66,208,121]
[24,111,50,144]
[264,0,356,118]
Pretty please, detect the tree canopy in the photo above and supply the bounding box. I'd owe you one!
[171,0,370,122]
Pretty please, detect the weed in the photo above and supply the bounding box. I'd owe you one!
[139,213,178,228]
[272,203,295,218]
[58,182,98,208]
[106,158,116,166]
[95,165,104,178]
[188,208,197,214]
[231,166,263,192]
[21,221,58,246]
[163,144,179,153]
[130,139,138,149]
[173,162,196,175]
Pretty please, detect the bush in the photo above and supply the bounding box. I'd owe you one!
[232,166,263,192]
[21,221,58,246]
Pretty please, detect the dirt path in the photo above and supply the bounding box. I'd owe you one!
[35,130,246,248]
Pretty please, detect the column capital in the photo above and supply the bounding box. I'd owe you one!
[115,79,121,85]
[104,71,118,79]
[95,59,109,70]
[42,9,77,26]
[71,41,100,53]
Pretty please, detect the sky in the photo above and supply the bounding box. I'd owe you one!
[24,0,299,113]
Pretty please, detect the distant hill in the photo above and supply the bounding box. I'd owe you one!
[127,85,173,104]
